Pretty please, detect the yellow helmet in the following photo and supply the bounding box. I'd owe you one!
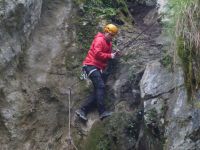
[104,24,118,36]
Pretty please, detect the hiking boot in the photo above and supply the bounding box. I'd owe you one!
[75,109,88,121]
[99,111,112,120]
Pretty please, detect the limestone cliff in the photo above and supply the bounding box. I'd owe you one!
[0,0,199,150]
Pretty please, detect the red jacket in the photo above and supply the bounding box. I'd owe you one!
[83,32,112,70]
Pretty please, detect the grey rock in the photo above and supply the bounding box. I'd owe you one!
[0,0,199,150]
[140,60,184,99]
[0,0,42,70]
[138,0,157,6]
[165,87,200,150]
[0,0,74,149]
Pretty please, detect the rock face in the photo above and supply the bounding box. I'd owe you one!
[0,0,200,150]
[165,89,200,150]
[0,0,42,70]
[0,0,43,148]
[139,60,183,149]
[140,0,157,6]
[140,61,184,99]
[140,60,200,150]
[0,0,75,149]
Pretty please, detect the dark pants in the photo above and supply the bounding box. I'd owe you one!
[81,65,106,115]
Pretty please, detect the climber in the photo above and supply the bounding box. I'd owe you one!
[76,24,120,121]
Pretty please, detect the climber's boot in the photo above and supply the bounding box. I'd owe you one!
[99,111,112,120]
[75,109,88,121]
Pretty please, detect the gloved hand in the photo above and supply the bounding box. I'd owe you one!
[111,50,122,59]
[111,52,117,59]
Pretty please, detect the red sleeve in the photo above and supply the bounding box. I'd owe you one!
[93,39,112,60]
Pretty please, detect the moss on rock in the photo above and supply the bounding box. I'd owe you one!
[81,112,141,150]
[177,36,195,100]
[73,0,132,51]
[82,121,108,150]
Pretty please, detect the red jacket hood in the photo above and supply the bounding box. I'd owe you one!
[94,32,105,39]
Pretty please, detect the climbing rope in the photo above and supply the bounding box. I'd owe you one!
[67,87,78,150]
[118,13,165,51]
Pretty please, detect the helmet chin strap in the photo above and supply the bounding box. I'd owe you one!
[106,39,112,42]
[104,33,112,42]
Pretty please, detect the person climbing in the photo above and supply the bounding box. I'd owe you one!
[76,24,120,121]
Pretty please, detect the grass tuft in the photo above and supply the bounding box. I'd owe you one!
[166,0,200,100]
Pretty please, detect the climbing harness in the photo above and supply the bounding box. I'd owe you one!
[67,87,78,150]
[80,69,88,80]
[88,68,97,77]
[80,66,97,80]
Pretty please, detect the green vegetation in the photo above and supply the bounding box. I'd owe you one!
[160,54,172,69]
[75,0,129,19]
[82,112,140,150]
[166,0,200,99]
[73,0,130,52]
[82,121,110,150]
[160,50,173,70]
